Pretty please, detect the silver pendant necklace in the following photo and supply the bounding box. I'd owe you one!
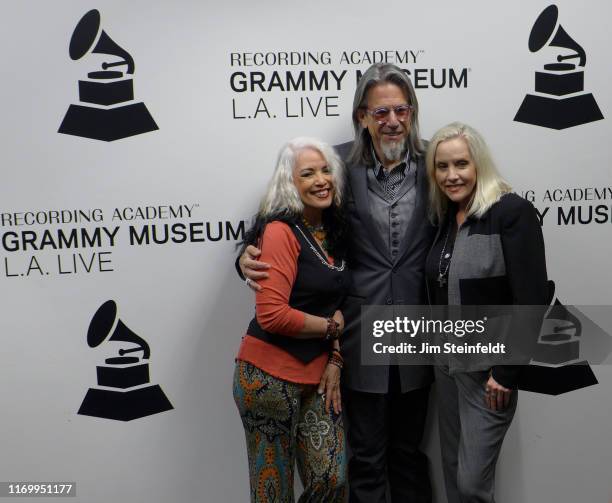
[437,223,453,287]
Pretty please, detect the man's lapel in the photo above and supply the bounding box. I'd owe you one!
[349,163,391,262]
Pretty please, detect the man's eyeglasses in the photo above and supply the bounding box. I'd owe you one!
[363,105,413,124]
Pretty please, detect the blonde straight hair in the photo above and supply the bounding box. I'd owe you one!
[426,122,511,223]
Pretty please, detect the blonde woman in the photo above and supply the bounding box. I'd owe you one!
[425,122,548,503]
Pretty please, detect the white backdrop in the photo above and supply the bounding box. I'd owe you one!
[1,1,611,502]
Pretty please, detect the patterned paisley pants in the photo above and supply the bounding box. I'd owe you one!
[233,360,347,503]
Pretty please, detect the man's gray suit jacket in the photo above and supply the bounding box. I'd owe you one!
[335,141,435,393]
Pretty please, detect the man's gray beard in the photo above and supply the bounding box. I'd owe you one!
[381,139,407,162]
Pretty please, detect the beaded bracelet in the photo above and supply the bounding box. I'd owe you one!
[325,317,341,341]
[329,348,343,360]
[328,351,344,369]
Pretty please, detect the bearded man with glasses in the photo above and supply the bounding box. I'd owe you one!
[240,63,434,502]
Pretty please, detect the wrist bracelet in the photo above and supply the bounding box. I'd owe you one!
[325,317,341,341]
[328,353,344,369]
[329,348,343,361]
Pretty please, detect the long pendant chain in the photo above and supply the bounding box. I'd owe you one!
[437,223,453,287]
[294,224,345,272]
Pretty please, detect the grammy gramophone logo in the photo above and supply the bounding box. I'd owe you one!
[514,4,604,130]
[58,9,158,141]
[78,300,173,421]
[519,281,599,396]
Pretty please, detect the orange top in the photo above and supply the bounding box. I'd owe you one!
[236,221,328,384]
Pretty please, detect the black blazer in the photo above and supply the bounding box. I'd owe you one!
[425,193,549,388]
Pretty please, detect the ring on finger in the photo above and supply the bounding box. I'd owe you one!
[245,278,251,288]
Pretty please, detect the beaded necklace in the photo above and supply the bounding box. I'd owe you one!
[301,217,329,253]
